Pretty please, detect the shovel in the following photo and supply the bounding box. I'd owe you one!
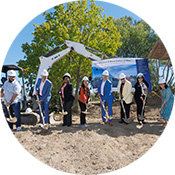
[82,101,90,114]
[36,95,48,130]
[157,107,164,123]
[4,97,17,123]
[99,96,110,121]
[138,94,147,121]
[59,94,68,115]
[121,101,132,124]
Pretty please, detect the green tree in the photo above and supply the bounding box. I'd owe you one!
[113,16,159,58]
[18,0,122,111]
[114,17,174,91]
[113,17,164,90]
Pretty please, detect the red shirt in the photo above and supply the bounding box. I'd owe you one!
[78,86,90,104]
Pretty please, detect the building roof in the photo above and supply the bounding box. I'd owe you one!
[148,40,169,60]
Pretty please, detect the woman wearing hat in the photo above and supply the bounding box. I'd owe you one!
[78,76,90,128]
[134,73,149,125]
[61,73,75,127]
[98,70,114,126]
[117,73,133,124]
[158,79,174,127]
[35,69,52,127]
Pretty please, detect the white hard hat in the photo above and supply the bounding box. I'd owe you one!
[158,79,166,84]
[41,69,49,76]
[25,107,33,114]
[7,70,16,77]
[102,70,109,76]
[82,76,89,81]
[119,73,126,79]
[137,72,144,77]
[63,73,71,79]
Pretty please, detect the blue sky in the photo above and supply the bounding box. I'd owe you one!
[3,0,141,66]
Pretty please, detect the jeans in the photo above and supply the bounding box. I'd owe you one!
[3,102,21,129]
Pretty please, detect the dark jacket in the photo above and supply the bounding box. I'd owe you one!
[61,82,75,103]
[134,80,149,101]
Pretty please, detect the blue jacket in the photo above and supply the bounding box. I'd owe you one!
[35,78,52,102]
[98,79,115,102]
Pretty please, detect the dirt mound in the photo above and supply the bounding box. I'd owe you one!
[13,100,164,175]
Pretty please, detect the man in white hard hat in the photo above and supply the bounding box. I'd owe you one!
[98,70,114,126]
[35,69,52,127]
[117,73,133,124]
[1,70,22,130]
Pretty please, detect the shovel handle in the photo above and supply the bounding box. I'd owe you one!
[141,94,147,116]
[121,101,128,119]
[99,96,109,119]
[36,95,45,125]
[59,95,66,115]
[3,97,14,120]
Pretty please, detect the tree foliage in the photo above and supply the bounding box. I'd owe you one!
[18,0,122,111]
[113,16,159,58]
[113,17,174,91]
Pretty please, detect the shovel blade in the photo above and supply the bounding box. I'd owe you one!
[82,110,89,114]
[6,117,17,123]
[59,111,68,115]
[123,118,132,124]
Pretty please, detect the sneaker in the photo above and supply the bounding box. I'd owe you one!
[16,126,22,131]
[139,121,143,125]
[38,124,44,128]
[81,124,85,128]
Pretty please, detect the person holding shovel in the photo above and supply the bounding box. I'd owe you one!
[61,73,75,127]
[134,73,149,125]
[158,79,174,127]
[1,70,22,131]
[35,69,52,128]
[98,70,114,126]
[117,73,133,124]
[78,76,90,128]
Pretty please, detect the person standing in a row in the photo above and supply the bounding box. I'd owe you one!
[134,73,149,125]
[61,73,75,127]
[98,70,114,126]
[35,69,52,127]
[158,79,174,127]
[78,76,90,128]
[117,73,133,124]
[1,70,22,131]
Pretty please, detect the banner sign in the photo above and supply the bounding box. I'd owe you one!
[91,58,152,92]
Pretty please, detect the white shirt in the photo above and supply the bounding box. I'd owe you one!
[101,80,106,96]
[39,80,46,96]
[2,79,21,104]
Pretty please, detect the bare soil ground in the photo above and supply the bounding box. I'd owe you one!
[12,99,165,175]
